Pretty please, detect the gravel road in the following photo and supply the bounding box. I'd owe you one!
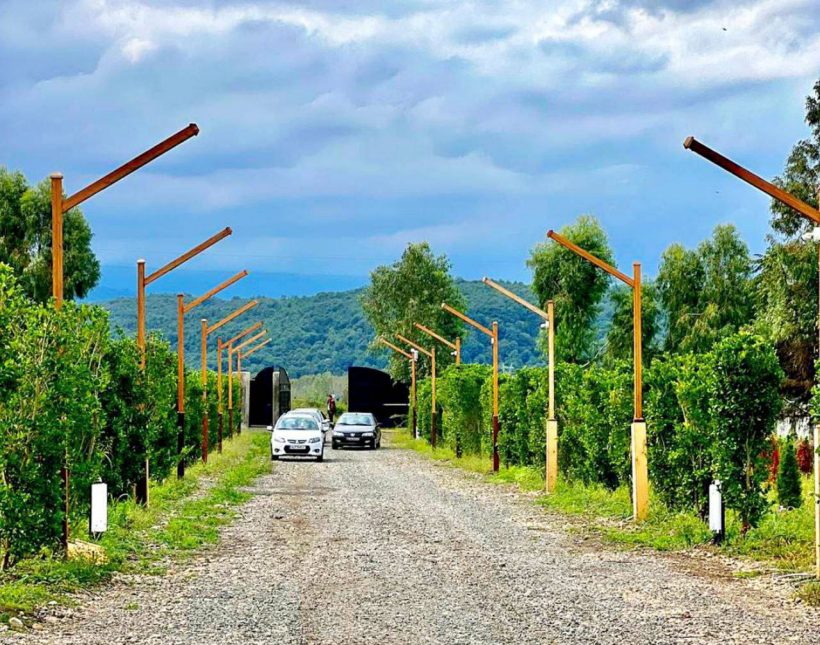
[11,431,820,644]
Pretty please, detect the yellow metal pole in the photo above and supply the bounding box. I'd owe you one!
[137,260,146,368]
[455,337,461,365]
[50,174,64,308]
[228,341,234,436]
[546,300,557,493]
[217,337,223,452]
[176,294,186,478]
[492,321,499,472]
[431,346,437,448]
[816,218,820,579]
[411,356,417,436]
[201,318,209,463]
[631,263,648,521]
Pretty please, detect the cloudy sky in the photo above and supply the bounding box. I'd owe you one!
[2,0,819,295]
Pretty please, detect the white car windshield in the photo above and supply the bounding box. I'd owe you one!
[338,413,373,426]
[276,416,319,430]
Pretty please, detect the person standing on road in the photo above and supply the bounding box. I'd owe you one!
[327,394,337,424]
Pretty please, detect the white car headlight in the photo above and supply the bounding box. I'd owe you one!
[273,436,286,444]
[309,437,321,444]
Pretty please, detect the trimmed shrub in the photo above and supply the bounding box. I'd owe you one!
[777,439,802,509]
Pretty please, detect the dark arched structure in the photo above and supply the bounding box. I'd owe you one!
[347,366,408,427]
[250,366,291,427]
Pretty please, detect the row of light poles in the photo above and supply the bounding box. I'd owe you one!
[49,123,273,545]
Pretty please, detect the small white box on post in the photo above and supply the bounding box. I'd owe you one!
[709,480,724,544]
[90,482,108,536]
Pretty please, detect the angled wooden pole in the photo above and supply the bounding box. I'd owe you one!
[547,230,647,520]
[413,322,460,364]
[138,226,232,366]
[176,271,249,474]
[52,124,199,309]
[683,137,820,225]
[240,338,271,360]
[202,301,258,457]
[440,302,500,471]
[482,277,558,490]
[378,337,417,434]
[225,321,263,437]
[396,334,438,448]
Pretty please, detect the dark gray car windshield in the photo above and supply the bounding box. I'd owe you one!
[337,413,373,426]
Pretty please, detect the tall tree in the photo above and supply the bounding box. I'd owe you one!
[656,224,754,355]
[754,79,820,402]
[604,281,660,364]
[361,243,465,380]
[528,215,614,363]
[769,79,819,237]
[0,168,100,302]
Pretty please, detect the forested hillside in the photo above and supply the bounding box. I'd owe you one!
[100,279,564,378]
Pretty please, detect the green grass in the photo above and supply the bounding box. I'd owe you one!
[795,581,820,607]
[392,429,816,571]
[0,430,271,623]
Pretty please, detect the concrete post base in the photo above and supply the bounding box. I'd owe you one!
[546,419,558,493]
[631,420,649,521]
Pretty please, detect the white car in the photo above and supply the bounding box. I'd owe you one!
[290,407,330,434]
[271,413,325,462]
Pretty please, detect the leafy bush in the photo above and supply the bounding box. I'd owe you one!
[777,439,802,509]
[705,331,783,531]
[438,364,491,456]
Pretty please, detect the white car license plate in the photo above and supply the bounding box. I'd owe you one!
[348,436,359,441]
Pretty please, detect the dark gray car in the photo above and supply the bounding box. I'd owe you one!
[331,412,381,449]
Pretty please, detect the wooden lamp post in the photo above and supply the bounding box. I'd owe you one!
[137,227,232,367]
[50,123,198,550]
[201,301,259,460]
[396,334,437,447]
[546,230,648,520]
[482,278,557,492]
[175,270,248,478]
[684,136,820,577]
[413,323,461,365]
[51,124,199,308]
[378,337,418,435]
[220,322,263,437]
[230,330,269,429]
[441,303,501,472]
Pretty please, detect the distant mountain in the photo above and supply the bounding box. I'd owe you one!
[98,279,551,379]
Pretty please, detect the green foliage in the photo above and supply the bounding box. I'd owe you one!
[438,364,491,456]
[528,215,614,363]
[769,79,819,238]
[644,356,712,515]
[604,281,660,364]
[706,331,783,531]
[657,224,754,354]
[0,265,242,566]
[361,242,465,381]
[776,439,802,509]
[0,169,100,302]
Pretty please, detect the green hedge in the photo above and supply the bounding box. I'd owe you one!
[415,330,782,527]
[0,266,244,566]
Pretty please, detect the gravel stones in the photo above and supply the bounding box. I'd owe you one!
[9,434,820,644]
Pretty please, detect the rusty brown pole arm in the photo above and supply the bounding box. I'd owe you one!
[207,300,258,335]
[683,137,820,225]
[145,227,232,286]
[547,230,634,287]
[63,124,200,211]
[225,321,263,347]
[184,270,248,313]
[240,338,271,360]
[233,330,268,354]
[413,323,457,350]
[395,334,433,358]
[440,303,493,337]
[378,337,413,359]
[482,277,549,320]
